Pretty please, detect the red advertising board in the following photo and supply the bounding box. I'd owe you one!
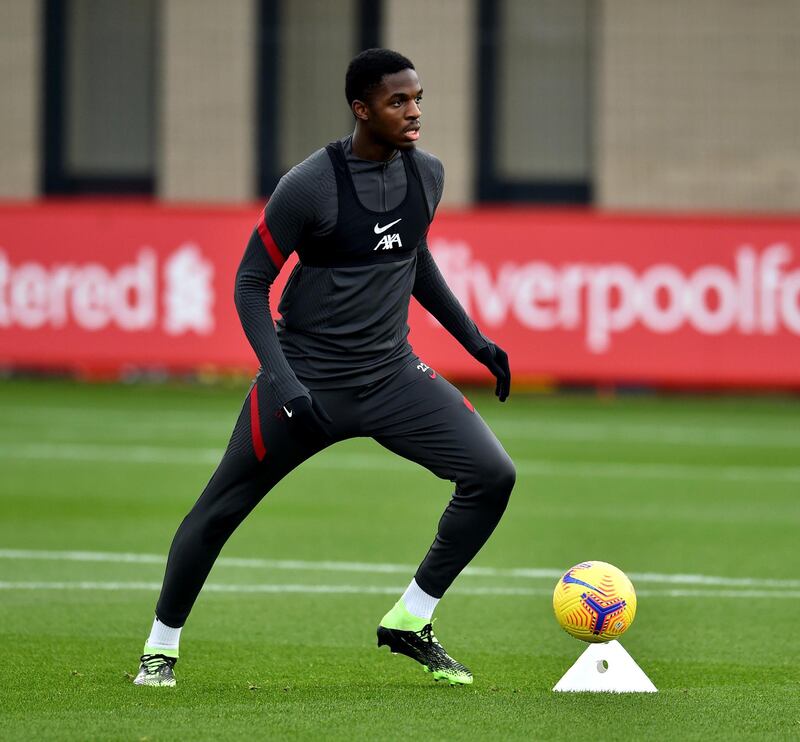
[1,201,800,387]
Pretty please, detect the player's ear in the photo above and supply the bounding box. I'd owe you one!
[352,99,369,121]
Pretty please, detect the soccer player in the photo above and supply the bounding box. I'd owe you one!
[134,48,515,687]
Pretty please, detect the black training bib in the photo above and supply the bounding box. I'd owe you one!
[295,141,431,268]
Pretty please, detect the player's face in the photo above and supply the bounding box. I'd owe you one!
[364,68,422,150]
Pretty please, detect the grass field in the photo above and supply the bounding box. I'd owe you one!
[0,378,798,740]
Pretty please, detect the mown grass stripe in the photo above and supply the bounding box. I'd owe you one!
[1,548,797,589]
[1,443,800,483]
[4,406,800,448]
[0,581,798,600]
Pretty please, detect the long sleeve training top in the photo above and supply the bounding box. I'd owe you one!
[234,134,489,406]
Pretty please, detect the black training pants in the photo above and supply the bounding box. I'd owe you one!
[155,358,516,628]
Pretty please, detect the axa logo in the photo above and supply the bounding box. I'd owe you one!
[373,219,403,251]
[375,233,402,251]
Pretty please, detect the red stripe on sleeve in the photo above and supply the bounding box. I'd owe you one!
[249,384,267,461]
[257,210,287,270]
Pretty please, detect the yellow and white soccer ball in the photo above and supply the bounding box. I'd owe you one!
[552,561,637,643]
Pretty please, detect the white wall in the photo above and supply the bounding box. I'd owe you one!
[385,0,476,206]
[160,0,257,201]
[0,0,40,198]
[597,0,800,211]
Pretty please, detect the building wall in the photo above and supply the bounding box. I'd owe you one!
[385,0,476,206]
[597,0,800,212]
[0,0,40,199]
[2,0,800,211]
[160,0,256,202]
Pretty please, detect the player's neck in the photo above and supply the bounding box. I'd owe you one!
[351,127,397,162]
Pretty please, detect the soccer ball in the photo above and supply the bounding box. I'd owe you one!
[552,561,637,643]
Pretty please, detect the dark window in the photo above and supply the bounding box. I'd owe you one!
[43,0,156,194]
[259,0,381,195]
[477,0,592,203]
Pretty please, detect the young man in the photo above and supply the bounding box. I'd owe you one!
[134,48,515,688]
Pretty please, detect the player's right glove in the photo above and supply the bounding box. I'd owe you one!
[282,395,333,439]
[474,343,511,402]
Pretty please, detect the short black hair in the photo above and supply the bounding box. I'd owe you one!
[345,48,415,106]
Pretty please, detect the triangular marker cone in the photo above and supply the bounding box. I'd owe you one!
[553,640,657,693]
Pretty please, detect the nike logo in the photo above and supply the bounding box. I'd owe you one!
[373,218,402,234]
[282,406,293,418]
[562,571,606,595]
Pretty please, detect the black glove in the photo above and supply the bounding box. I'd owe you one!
[282,395,333,438]
[474,343,511,402]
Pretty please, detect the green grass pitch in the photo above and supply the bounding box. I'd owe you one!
[0,378,798,740]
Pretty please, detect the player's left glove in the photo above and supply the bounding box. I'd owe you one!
[474,343,511,402]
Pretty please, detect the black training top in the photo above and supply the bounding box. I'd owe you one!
[235,134,489,406]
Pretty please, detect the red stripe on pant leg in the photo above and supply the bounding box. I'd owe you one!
[256,210,286,270]
[463,395,475,413]
[249,385,267,461]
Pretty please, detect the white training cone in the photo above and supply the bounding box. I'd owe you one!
[553,640,657,693]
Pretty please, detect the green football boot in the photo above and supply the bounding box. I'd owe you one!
[377,600,473,685]
[133,653,178,687]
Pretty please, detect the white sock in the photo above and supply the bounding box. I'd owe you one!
[401,579,440,620]
[145,617,182,653]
